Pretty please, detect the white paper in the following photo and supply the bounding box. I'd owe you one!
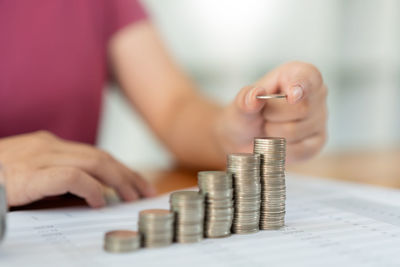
[1,173,400,267]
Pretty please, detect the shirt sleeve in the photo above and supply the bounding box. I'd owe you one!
[105,0,148,41]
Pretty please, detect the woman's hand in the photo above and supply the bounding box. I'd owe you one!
[216,61,327,163]
[0,131,156,207]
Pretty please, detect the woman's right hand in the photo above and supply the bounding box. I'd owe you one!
[0,131,156,208]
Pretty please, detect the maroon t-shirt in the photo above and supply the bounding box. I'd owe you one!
[0,0,147,144]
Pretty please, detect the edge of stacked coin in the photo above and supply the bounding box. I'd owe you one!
[227,153,261,234]
[138,209,174,248]
[0,165,6,243]
[170,191,204,243]
[0,185,6,243]
[103,137,288,252]
[254,137,286,230]
[104,230,141,253]
[198,171,233,238]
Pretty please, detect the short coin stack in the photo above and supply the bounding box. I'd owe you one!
[198,171,233,238]
[254,137,286,229]
[227,153,261,234]
[0,185,6,243]
[170,191,204,243]
[104,230,141,253]
[0,166,6,243]
[138,209,174,248]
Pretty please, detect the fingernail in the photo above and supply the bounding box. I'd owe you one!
[291,86,303,103]
[245,87,263,107]
[245,87,256,107]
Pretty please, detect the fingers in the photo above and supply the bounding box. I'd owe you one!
[264,107,327,143]
[286,132,327,163]
[2,131,155,208]
[28,167,106,208]
[233,85,267,115]
[114,161,157,197]
[234,61,325,122]
[33,152,138,201]
[277,62,323,104]
[37,142,155,200]
[256,62,326,123]
[256,61,323,104]
[263,83,327,122]
[253,61,327,162]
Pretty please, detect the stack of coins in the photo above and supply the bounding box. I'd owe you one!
[227,153,261,234]
[104,230,141,253]
[170,191,204,243]
[138,209,174,248]
[0,165,6,243]
[254,137,286,229]
[103,186,121,205]
[198,171,233,238]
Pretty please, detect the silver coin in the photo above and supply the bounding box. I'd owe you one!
[170,190,205,243]
[138,209,174,248]
[198,171,234,238]
[256,94,286,100]
[0,185,6,244]
[170,191,204,202]
[254,137,286,231]
[175,234,203,243]
[0,166,7,244]
[104,230,141,253]
[228,152,262,234]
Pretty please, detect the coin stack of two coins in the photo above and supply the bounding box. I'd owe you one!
[198,171,233,238]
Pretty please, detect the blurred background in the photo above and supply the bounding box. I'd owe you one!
[98,0,400,168]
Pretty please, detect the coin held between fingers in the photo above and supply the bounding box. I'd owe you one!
[256,94,287,100]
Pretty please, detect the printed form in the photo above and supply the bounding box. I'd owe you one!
[1,174,400,267]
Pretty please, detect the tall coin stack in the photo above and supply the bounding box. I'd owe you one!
[170,191,204,243]
[254,137,286,230]
[198,171,233,238]
[227,153,261,234]
[138,209,174,248]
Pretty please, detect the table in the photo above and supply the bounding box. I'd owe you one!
[149,148,400,194]
[11,148,400,210]
[6,149,400,267]
[288,148,400,189]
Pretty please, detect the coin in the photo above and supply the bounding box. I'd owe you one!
[254,137,286,230]
[256,94,286,100]
[170,191,204,243]
[227,153,261,234]
[0,165,7,244]
[198,171,233,238]
[103,186,121,206]
[139,209,174,248]
[104,230,141,253]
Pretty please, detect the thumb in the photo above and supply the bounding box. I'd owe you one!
[256,69,306,105]
[277,62,323,104]
[234,85,267,115]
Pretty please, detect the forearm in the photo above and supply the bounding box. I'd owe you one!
[163,93,226,169]
[109,22,227,169]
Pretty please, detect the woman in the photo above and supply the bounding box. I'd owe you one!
[0,0,327,208]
